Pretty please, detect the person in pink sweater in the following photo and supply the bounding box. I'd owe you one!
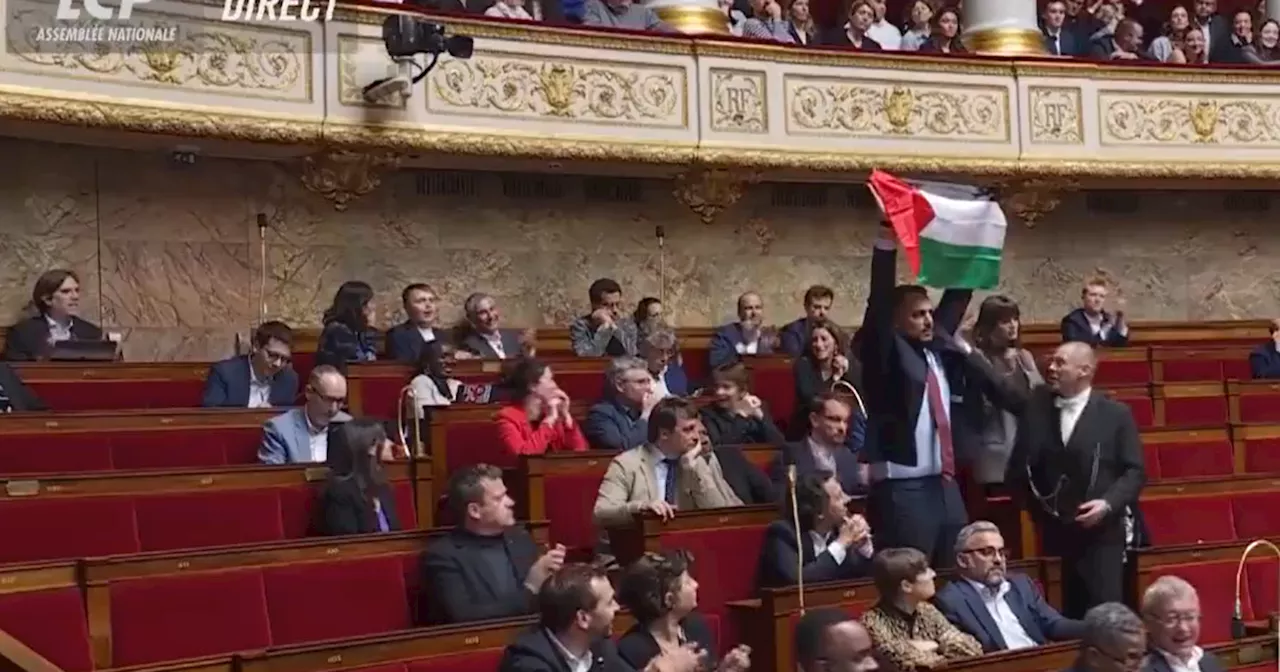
[494,358,589,456]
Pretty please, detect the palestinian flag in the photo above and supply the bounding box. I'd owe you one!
[867,169,1007,289]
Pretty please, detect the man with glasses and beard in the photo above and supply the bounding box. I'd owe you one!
[934,521,1082,652]
[972,341,1146,619]
[1067,603,1147,672]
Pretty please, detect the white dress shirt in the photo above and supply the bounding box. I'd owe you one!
[965,579,1039,651]
[247,364,273,409]
[735,339,759,355]
[547,630,593,672]
[867,19,902,49]
[652,366,672,400]
[1158,646,1205,672]
[46,316,72,343]
[483,332,507,359]
[807,437,838,472]
[809,530,874,566]
[417,326,436,344]
[1056,387,1092,444]
[305,413,329,463]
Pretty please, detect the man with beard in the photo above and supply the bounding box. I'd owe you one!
[934,521,1083,652]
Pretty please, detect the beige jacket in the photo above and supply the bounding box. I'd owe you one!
[592,444,743,527]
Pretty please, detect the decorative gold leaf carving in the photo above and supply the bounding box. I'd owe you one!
[299,150,401,212]
[789,80,1005,139]
[1028,87,1083,144]
[710,69,767,133]
[1103,95,1280,145]
[672,166,758,224]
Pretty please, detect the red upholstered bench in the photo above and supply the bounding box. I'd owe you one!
[1229,490,1280,539]
[1107,387,1155,429]
[518,452,613,555]
[0,563,91,672]
[1154,383,1229,428]
[1233,423,1280,474]
[1141,495,1235,547]
[745,357,795,432]
[1094,348,1153,387]
[1229,380,1280,424]
[14,362,212,411]
[1152,346,1253,383]
[1141,427,1233,480]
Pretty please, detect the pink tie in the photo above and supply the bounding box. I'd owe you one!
[925,365,956,480]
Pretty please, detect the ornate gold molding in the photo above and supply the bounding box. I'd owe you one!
[298,150,401,211]
[672,166,758,224]
[994,178,1078,227]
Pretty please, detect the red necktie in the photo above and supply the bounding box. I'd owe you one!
[925,365,956,480]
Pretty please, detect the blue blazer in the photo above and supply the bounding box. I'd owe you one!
[662,363,691,397]
[258,408,352,464]
[386,322,452,364]
[583,398,649,452]
[778,318,811,357]
[708,322,775,368]
[1042,29,1079,56]
[768,440,864,496]
[202,356,299,408]
[1060,308,1129,347]
[934,573,1084,653]
[1250,342,1280,379]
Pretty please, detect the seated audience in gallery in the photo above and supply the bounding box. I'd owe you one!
[699,361,785,446]
[779,285,837,357]
[633,296,664,329]
[616,550,753,672]
[498,563,703,672]
[1248,318,1280,379]
[788,319,863,444]
[708,291,777,368]
[593,397,742,527]
[770,393,865,496]
[258,365,352,464]
[422,464,569,625]
[581,0,671,33]
[584,356,660,451]
[316,418,402,536]
[4,269,103,361]
[1069,603,1147,672]
[0,362,47,413]
[570,277,639,357]
[453,292,528,360]
[316,280,381,367]
[933,521,1083,653]
[1059,277,1129,347]
[201,320,299,409]
[967,296,1041,488]
[1139,576,1220,672]
[636,319,691,399]
[494,357,589,456]
[861,547,983,671]
[386,283,449,363]
[917,6,965,53]
[756,469,873,588]
[822,1,883,48]
[794,608,879,672]
[1040,0,1081,56]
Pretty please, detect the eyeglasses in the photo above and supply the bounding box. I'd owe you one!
[308,387,346,405]
[262,350,292,364]
[1154,612,1201,627]
[961,546,1006,560]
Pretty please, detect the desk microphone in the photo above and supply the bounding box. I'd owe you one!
[1232,539,1280,640]
[256,213,269,324]
[655,225,666,306]
[787,462,805,615]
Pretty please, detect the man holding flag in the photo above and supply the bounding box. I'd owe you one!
[860,169,1011,568]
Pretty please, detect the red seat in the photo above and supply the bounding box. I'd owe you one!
[1141,496,1235,546]
[1241,435,1280,473]
[279,484,320,538]
[1230,491,1280,539]
[406,651,507,672]
[363,376,406,418]
[748,364,794,431]
[110,568,272,666]
[1142,444,1161,480]
[1150,561,1245,644]
[0,586,92,671]
[109,432,228,470]
[1146,431,1233,479]
[1246,557,1279,620]
[658,523,768,617]
[1234,389,1280,424]
[543,471,606,552]
[0,434,113,474]
[392,481,418,529]
[555,371,606,402]
[443,419,510,471]
[1109,391,1154,429]
[134,489,286,552]
[263,555,413,645]
[1094,357,1152,387]
[0,496,139,563]
[1157,385,1228,428]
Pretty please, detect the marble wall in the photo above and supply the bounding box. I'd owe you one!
[2,137,1279,361]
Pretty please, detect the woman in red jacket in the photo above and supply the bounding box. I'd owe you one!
[494,358,589,456]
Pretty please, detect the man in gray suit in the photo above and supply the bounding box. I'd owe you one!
[258,364,352,464]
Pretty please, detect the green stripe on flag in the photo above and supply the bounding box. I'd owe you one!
[917,237,1003,289]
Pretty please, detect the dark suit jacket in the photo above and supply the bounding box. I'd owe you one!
[317,322,380,367]
[708,322,775,368]
[934,573,1084,652]
[714,444,777,504]
[820,30,883,49]
[616,612,715,670]
[0,363,47,411]
[1042,29,1079,56]
[768,440,863,496]
[858,245,976,468]
[699,403,785,448]
[201,356,299,408]
[1249,342,1280,379]
[788,355,865,448]
[1060,308,1129,347]
[499,627,633,672]
[778,318,810,357]
[1004,386,1146,543]
[756,518,872,588]
[583,398,648,452]
[421,526,540,624]
[459,329,522,360]
[385,321,452,363]
[3,315,103,361]
[315,478,401,536]
[1141,649,1226,672]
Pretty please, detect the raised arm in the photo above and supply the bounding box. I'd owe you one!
[858,228,900,391]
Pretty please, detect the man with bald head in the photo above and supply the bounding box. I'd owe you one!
[1247,318,1280,379]
[708,292,776,368]
[999,341,1146,619]
[259,365,352,464]
[794,608,878,672]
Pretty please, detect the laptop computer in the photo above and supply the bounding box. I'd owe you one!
[48,340,119,362]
